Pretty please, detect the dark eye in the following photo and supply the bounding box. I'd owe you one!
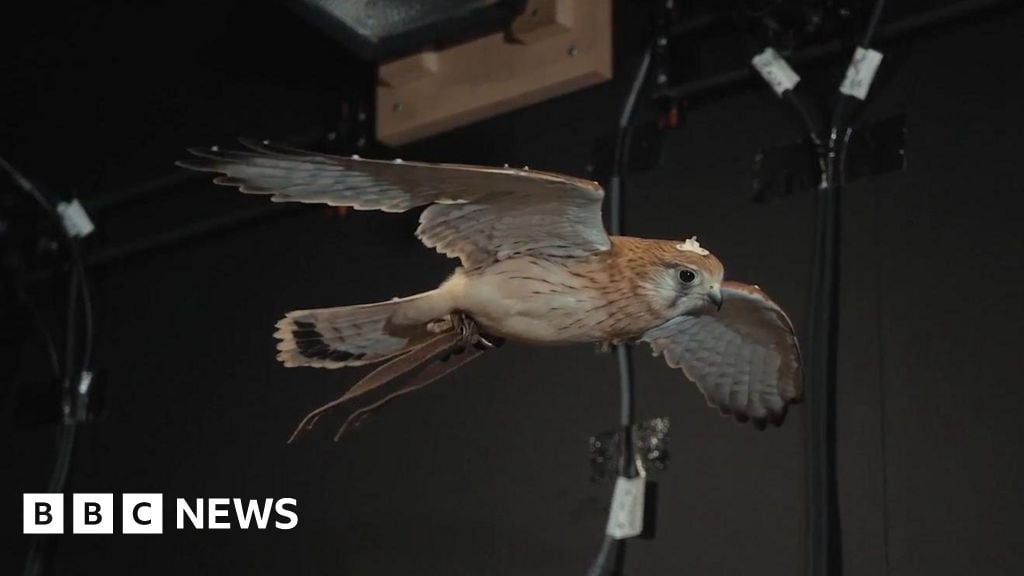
[678,269,697,284]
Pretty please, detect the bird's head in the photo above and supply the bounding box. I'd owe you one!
[634,237,725,317]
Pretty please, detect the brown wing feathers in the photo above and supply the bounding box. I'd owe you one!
[177,140,611,269]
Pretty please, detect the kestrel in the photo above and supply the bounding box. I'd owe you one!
[178,140,803,430]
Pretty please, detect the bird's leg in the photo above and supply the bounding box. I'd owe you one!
[453,312,484,347]
[288,330,460,443]
[449,312,505,354]
[333,344,484,440]
[289,312,499,443]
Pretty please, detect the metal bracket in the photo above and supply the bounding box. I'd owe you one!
[588,417,671,481]
[752,113,906,203]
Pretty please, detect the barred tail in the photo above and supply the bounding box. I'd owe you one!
[273,291,451,369]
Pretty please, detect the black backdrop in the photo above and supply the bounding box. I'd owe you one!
[3,1,1023,575]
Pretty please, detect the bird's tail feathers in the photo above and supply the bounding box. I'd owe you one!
[274,291,451,369]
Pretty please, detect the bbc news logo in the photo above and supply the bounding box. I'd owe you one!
[24,494,298,534]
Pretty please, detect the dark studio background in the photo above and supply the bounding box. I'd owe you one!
[2,1,1023,575]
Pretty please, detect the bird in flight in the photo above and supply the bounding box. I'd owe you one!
[178,140,803,437]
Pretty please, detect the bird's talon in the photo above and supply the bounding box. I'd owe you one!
[452,313,481,345]
[474,333,507,350]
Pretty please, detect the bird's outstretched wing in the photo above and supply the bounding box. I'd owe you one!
[177,140,610,269]
[640,281,803,429]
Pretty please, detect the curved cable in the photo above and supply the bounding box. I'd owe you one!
[2,154,95,576]
[586,43,653,576]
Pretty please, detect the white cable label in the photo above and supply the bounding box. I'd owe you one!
[57,199,95,238]
[605,476,645,539]
[751,47,800,96]
[840,47,884,100]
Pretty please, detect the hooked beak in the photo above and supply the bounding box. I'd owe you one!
[708,285,723,311]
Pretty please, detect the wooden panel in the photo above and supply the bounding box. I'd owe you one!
[376,0,611,146]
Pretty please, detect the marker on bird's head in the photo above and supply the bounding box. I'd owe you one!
[675,236,709,256]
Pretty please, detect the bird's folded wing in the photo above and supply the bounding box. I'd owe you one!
[177,140,610,269]
[641,281,803,428]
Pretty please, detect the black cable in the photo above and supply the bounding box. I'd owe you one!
[586,42,653,576]
[0,156,56,216]
[742,3,889,575]
[804,142,841,576]
[611,44,653,475]
[816,5,888,575]
[2,154,95,576]
[804,3,888,575]
[0,157,95,376]
[20,273,87,575]
[861,0,887,49]
[65,242,94,374]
